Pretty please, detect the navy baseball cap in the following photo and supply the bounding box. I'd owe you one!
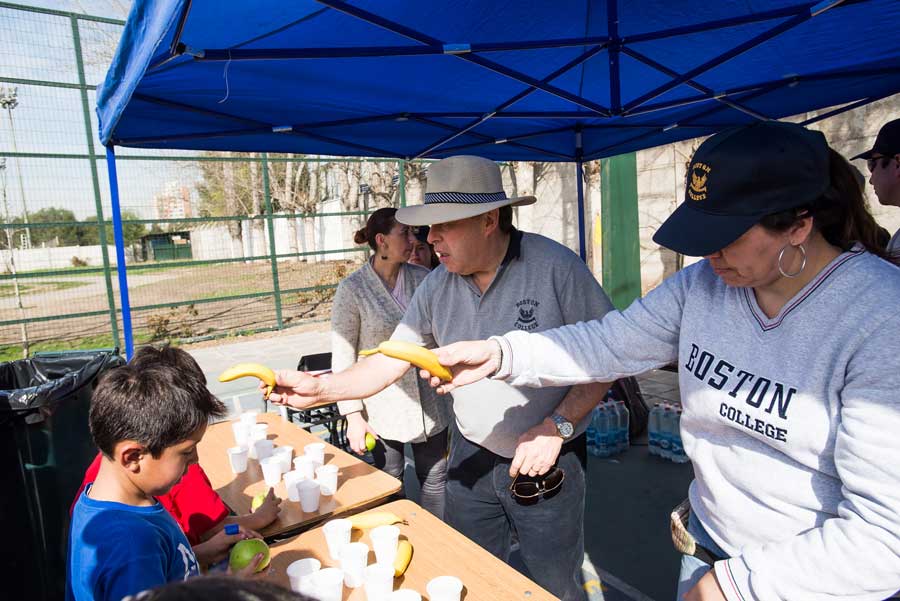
[851,118,900,160]
[653,121,830,257]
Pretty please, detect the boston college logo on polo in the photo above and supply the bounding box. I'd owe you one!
[515,298,540,331]
[688,162,711,201]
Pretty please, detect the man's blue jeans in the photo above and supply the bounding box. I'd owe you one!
[445,420,588,601]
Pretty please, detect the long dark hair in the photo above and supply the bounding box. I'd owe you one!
[353,207,398,251]
[760,149,895,263]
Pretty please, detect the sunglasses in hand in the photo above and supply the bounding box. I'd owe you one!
[508,466,565,504]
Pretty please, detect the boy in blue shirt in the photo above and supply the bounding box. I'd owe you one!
[67,362,263,601]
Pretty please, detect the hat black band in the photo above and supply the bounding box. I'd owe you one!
[423,191,507,205]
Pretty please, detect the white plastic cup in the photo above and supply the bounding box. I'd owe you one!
[279,405,290,420]
[227,446,249,474]
[364,563,395,601]
[311,567,344,601]
[283,470,305,502]
[426,576,463,601]
[339,542,369,588]
[273,445,294,473]
[315,464,339,496]
[389,590,421,601]
[240,410,259,427]
[296,478,321,513]
[369,525,400,565]
[251,423,269,441]
[305,442,326,468]
[260,456,282,487]
[287,558,321,592]
[322,518,352,561]
[251,438,274,460]
[293,454,316,479]
[231,420,250,447]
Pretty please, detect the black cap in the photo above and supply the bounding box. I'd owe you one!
[851,118,900,161]
[653,121,829,257]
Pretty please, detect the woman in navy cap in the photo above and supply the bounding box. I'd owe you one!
[428,122,900,601]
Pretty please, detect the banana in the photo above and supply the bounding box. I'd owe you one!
[218,363,277,399]
[347,511,405,530]
[359,341,452,381]
[393,539,413,577]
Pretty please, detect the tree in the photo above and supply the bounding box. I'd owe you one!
[81,210,147,246]
[8,207,84,248]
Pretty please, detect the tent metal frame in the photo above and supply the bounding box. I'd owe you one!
[103,0,887,357]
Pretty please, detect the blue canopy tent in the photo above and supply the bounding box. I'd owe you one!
[97,0,900,357]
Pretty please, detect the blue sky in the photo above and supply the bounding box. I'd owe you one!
[1,1,204,221]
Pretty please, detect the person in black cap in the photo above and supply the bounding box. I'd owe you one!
[853,118,900,254]
[408,226,439,270]
[426,122,900,601]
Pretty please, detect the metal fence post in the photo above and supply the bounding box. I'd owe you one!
[261,153,283,329]
[71,15,120,349]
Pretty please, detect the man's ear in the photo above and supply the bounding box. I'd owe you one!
[115,440,147,473]
[482,209,500,236]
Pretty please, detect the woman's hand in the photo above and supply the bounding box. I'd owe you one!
[193,525,257,567]
[420,340,502,394]
[264,370,326,408]
[346,412,379,455]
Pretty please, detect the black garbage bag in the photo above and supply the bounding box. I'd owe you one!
[0,349,124,601]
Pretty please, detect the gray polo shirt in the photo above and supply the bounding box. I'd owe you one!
[393,229,614,457]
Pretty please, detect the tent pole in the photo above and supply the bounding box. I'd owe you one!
[576,159,586,262]
[105,145,134,359]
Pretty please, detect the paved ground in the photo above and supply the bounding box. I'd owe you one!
[193,333,690,601]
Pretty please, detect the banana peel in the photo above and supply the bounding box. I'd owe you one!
[348,511,406,530]
[359,341,452,381]
[219,363,277,399]
[393,539,413,577]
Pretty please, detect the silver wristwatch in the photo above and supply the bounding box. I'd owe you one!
[550,413,575,439]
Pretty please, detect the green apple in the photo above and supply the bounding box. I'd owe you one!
[250,492,267,512]
[365,433,377,452]
[229,538,270,573]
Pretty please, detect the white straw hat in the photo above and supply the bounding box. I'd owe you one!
[395,155,536,226]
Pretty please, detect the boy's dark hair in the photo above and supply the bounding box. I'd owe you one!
[90,363,226,458]
[130,344,206,384]
[142,576,311,601]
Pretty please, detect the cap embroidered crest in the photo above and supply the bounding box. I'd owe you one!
[688,163,710,201]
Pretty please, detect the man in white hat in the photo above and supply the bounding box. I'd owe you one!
[267,155,614,600]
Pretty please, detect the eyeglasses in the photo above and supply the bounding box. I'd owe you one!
[867,155,899,173]
[508,466,565,503]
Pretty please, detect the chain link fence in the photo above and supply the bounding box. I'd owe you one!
[0,2,440,360]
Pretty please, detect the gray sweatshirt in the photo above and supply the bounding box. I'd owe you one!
[494,248,900,601]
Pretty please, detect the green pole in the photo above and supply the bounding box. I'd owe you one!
[600,152,641,310]
[261,154,283,328]
[399,159,407,207]
[71,15,120,349]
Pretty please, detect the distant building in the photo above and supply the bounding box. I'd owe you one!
[155,185,193,221]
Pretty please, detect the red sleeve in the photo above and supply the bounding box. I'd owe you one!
[158,464,229,545]
[70,452,103,516]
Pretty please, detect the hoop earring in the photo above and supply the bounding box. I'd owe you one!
[777,243,807,278]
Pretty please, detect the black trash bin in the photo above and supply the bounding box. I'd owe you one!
[0,349,124,601]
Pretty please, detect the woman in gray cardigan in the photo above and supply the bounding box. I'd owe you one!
[333,208,451,518]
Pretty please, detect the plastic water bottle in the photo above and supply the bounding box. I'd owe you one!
[616,400,630,452]
[596,404,610,457]
[586,406,601,457]
[648,403,661,456]
[659,405,673,460]
[671,408,689,463]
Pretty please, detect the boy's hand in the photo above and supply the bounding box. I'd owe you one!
[246,487,281,530]
[228,552,269,579]
[194,525,254,567]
